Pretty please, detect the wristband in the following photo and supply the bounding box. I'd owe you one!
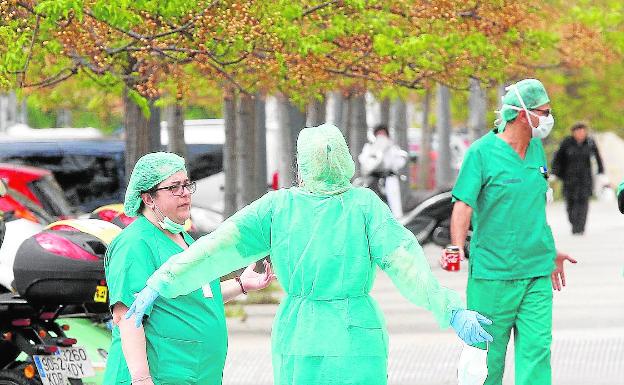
[131,375,152,384]
[235,276,247,295]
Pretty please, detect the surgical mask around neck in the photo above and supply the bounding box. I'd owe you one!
[457,343,488,385]
[151,203,185,234]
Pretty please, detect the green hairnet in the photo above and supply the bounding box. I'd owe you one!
[124,152,187,217]
[497,79,550,132]
[296,123,355,195]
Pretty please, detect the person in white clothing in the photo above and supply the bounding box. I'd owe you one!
[358,124,407,217]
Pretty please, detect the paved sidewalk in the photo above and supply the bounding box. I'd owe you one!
[223,199,624,385]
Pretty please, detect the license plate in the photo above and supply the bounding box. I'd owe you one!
[33,355,69,385]
[57,346,95,378]
[34,346,95,383]
[94,285,108,303]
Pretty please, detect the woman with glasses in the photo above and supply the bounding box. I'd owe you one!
[103,152,275,385]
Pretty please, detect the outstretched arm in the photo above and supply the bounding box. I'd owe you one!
[366,191,491,344]
[366,191,464,328]
[147,193,275,298]
[125,194,275,327]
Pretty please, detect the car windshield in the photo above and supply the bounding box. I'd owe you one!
[29,175,75,217]
[6,186,56,224]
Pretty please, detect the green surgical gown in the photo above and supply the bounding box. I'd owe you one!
[147,187,464,385]
[104,216,227,385]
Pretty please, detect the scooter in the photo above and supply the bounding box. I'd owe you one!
[399,191,472,257]
[355,172,455,245]
[0,216,120,385]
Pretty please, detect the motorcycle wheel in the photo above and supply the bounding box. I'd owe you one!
[0,370,31,385]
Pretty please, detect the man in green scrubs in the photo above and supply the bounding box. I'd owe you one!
[450,79,577,385]
[104,152,275,385]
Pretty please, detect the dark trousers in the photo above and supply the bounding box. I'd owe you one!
[565,196,589,234]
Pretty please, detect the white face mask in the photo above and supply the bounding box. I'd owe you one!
[457,343,488,385]
[151,202,185,234]
[527,110,555,139]
[502,84,555,139]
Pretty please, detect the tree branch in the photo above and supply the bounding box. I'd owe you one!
[22,66,78,88]
[19,14,41,87]
[16,1,46,18]
[301,1,341,18]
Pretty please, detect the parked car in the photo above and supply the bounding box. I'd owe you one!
[0,163,74,224]
[0,140,223,212]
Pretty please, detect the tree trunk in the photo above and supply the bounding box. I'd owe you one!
[223,87,238,218]
[288,100,306,159]
[18,95,27,124]
[148,99,161,153]
[255,94,267,198]
[56,108,72,128]
[341,93,351,138]
[123,87,151,183]
[419,90,432,190]
[468,78,487,142]
[236,92,257,207]
[436,84,454,189]
[166,102,188,160]
[379,97,391,127]
[389,99,408,153]
[326,91,343,128]
[0,94,7,132]
[7,91,17,127]
[390,98,409,202]
[348,93,368,177]
[306,97,326,127]
[276,96,305,188]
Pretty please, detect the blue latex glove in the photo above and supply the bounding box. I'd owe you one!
[125,286,159,328]
[450,309,493,345]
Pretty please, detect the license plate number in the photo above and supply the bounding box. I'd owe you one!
[34,346,95,383]
[33,355,69,385]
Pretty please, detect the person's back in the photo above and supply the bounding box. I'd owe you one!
[556,136,595,187]
[552,122,604,234]
[269,187,386,353]
[271,187,374,294]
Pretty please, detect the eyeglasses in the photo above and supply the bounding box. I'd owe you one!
[149,181,196,196]
[531,108,552,116]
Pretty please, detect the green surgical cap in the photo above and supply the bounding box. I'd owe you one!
[124,152,187,217]
[296,123,355,195]
[497,78,550,132]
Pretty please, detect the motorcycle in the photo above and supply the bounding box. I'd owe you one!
[0,293,92,385]
[0,216,121,385]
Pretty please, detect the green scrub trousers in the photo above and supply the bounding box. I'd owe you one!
[468,276,552,385]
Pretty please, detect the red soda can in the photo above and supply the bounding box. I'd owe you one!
[442,246,461,271]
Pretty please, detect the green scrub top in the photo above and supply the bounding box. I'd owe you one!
[103,216,227,385]
[452,131,556,280]
[146,187,463,384]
